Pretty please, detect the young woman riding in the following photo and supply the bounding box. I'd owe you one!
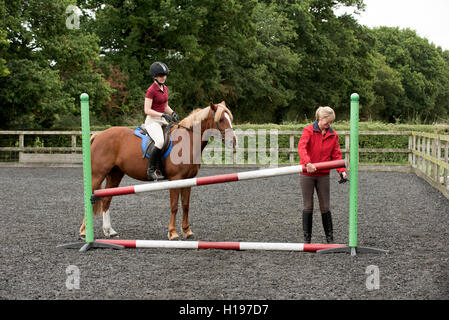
[144,61,179,181]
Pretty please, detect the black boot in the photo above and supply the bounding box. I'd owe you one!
[321,211,334,244]
[147,145,164,181]
[302,210,313,244]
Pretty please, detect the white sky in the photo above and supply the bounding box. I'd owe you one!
[335,0,449,51]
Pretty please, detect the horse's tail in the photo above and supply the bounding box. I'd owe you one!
[90,132,104,216]
[92,194,103,216]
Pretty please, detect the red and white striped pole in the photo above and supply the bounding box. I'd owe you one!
[94,159,345,198]
[95,239,345,252]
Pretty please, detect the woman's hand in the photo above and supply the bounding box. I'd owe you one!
[306,163,316,173]
[338,172,349,184]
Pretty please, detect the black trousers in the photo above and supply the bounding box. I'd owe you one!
[299,174,330,213]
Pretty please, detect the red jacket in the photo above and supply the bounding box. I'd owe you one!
[298,121,346,176]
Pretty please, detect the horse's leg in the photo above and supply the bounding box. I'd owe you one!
[181,187,194,239]
[168,188,180,240]
[101,167,124,238]
[79,216,86,239]
[79,172,107,239]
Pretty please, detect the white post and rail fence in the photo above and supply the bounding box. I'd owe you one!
[0,129,448,199]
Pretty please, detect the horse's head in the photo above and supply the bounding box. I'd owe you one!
[210,101,237,150]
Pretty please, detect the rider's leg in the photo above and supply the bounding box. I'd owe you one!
[145,118,166,181]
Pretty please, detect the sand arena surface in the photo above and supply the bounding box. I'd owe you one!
[0,167,447,300]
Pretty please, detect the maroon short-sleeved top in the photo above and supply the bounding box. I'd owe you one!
[145,82,168,113]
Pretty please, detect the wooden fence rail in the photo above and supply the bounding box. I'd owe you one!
[409,131,449,199]
[0,130,448,198]
[0,130,427,162]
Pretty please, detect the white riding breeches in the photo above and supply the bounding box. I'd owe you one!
[144,116,168,149]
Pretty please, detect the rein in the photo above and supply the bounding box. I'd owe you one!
[174,122,193,131]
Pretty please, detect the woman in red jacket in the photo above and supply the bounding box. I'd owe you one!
[297,106,347,244]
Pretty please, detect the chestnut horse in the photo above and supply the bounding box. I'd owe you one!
[79,101,236,240]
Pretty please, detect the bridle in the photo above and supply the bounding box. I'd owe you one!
[172,104,234,144]
[210,105,234,143]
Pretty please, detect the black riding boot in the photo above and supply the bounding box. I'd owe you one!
[147,145,164,181]
[321,211,334,244]
[302,210,313,244]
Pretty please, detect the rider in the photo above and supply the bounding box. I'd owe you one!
[144,61,179,181]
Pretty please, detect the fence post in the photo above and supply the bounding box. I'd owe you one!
[444,141,449,187]
[18,133,24,160]
[428,137,431,175]
[289,134,294,165]
[71,134,77,154]
[408,134,413,167]
[435,135,441,184]
[345,134,350,165]
[417,135,421,170]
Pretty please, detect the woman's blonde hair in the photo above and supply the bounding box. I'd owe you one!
[315,106,335,121]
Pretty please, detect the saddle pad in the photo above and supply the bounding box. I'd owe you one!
[133,126,172,159]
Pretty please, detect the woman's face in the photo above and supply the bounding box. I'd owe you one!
[318,117,333,130]
[155,75,167,84]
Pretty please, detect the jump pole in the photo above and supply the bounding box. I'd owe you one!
[57,94,124,252]
[90,159,346,253]
[95,239,346,252]
[317,93,388,255]
[93,160,346,199]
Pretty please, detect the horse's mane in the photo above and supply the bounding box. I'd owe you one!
[179,104,233,129]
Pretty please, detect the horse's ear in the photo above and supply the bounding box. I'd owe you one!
[220,101,226,106]
[210,102,217,112]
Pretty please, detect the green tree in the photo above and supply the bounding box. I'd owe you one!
[0,0,8,78]
[81,0,257,122]
[272,0,375,122]
[0,28,9,77]
[216,1,300,123]
[0,0,111,129]
[372,27,449,122]
[366,52,404,121]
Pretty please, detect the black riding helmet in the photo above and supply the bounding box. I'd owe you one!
[150,62,170,78]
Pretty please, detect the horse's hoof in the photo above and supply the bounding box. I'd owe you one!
[182,231,195,239]
[103,228,119,238]
[168,232,179,240]
[105,233,119,238]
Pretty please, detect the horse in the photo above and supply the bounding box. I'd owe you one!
[79,101,237,240]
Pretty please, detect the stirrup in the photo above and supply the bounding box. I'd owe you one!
[147,168,164,181]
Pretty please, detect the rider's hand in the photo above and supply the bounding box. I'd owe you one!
[162,113,172,122]
[171,112,179,122]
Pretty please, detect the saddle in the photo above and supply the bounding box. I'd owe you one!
[133,124,173,179]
